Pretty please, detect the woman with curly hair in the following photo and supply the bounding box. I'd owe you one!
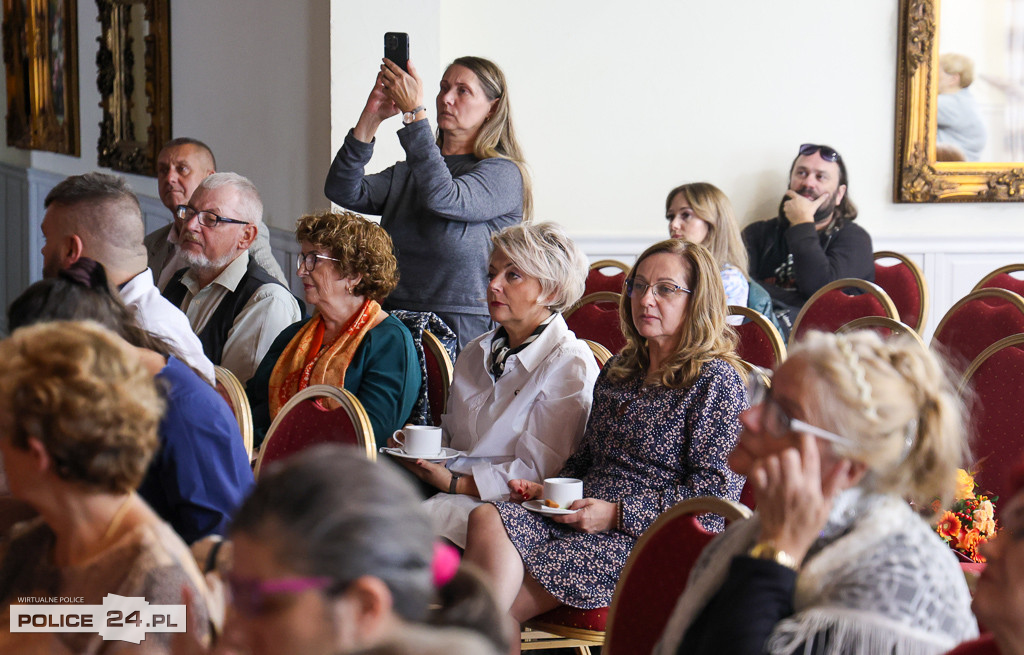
[462,239,746,641]
[0,321,209,652]
[248,210,420,449]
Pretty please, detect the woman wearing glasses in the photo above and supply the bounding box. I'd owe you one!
[247,210,419,449]
[655,330,978,655]
[462,240,746,637]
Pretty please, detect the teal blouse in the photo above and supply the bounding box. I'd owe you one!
[247,315,421,450]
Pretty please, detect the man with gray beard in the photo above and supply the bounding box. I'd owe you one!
[162,172,300,383]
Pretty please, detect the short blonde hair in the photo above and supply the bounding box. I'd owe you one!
[940,53,975,88]
[792,330,968,510]
[490,223,588,313]
[295,210,398,302]
[608,239,743,388]
[0,321,163,493]
[665,182,749,276]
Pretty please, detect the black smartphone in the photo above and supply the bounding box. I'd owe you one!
[384,32,410,72]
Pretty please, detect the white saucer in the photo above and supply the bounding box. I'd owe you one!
[379,446,462,462]
[523,499,579,516]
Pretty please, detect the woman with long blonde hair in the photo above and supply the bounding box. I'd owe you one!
[326,54,531,352]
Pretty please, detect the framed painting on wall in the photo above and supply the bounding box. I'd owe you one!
[2,0,81,156]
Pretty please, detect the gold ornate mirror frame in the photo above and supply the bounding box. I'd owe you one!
[895,0,1024,202]
[96,0,170,176]
[2,0,80,155]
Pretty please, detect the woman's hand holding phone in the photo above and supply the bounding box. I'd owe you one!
[380,58,424,114]
[353,73,399,143]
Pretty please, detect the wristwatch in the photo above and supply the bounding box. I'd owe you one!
[748,541,800,571]
[448,471,462,494]
[403,105,426,125]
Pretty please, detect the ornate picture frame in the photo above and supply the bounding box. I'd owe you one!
[895,0,1024,202]
[96,0,171,176]
[2,0,81,155]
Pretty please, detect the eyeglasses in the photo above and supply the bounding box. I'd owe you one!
[798,143,842,163]
[174,204,249,228]
[746,372,854,448]
[227,574,336,616]
[297,251,343,273]
[625,278,691,300]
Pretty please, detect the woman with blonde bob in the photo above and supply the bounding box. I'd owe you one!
[656,330,978,655]
[0,321,209,653]
[391,222,599,548]
[326,55,531,351]
[463,240,746,643]
[665,182,749,309]
[249,210,420,449]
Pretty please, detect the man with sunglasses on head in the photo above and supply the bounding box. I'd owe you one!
[742,143,874,335]
[162,172,300,383]
[145,137,287,289]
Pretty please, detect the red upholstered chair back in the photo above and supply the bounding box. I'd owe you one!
[873,251,929,332]
[932,288,1024,375]
[972,264,1024,298]
[254,385,375,478]
[602,497,752,655]
[959,334,1024,509]
[422,330,454,426]
[585,259,629,295]
[728,305,786,370]
[565,292,626,354]
[789,278,899,347]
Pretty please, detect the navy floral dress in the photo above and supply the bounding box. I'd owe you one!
[493,357,746,609]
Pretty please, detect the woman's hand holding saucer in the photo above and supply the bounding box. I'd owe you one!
[508,479,543,503]
[553,498,617,534]
[752,434,851,565]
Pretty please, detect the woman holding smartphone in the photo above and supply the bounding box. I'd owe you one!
[325,53,531,353]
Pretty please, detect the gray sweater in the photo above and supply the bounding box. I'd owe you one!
[324,119,523,317]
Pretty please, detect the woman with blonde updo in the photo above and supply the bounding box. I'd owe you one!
[248,210,420,449]
[0,321,209,653]
[656,330,978,655]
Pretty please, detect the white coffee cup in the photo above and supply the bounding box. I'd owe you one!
[543,477,583,509]
[392,425,443,458]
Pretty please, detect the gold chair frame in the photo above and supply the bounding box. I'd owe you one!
[837,316,925,348]
[958,333,1024,395]
[422,329,455,417]
[873,250,929,332]
[565,291,621,318]
[602,497,751,655]
[932,288,1024,351]
[254,384,375,478]
[214,365,254,461]
[589,259,630,275]
[789,278,899,348]
[970,263,1024,294]
[582,339,613,367]
[727,304,787,368]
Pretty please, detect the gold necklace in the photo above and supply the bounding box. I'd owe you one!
[101,492,136,543]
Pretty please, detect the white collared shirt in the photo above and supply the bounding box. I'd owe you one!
[442,313,600,501]
[119,268,216,385]
[176,251,300,383]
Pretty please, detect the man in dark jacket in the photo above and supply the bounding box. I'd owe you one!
[742,144,874,333]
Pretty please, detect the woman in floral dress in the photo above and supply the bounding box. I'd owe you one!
[463,239,747,633]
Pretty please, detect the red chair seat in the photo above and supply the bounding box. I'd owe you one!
[532,606,608,632]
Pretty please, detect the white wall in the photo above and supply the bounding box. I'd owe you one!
[0,0,331,231]
[429,0,1023,243]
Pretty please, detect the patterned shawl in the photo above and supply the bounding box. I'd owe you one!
[654,489,979,655]
[267,299,380,419]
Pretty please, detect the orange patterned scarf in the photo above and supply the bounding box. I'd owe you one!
[267,299,381,420]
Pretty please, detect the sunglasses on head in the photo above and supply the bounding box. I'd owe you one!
[798,143,842,163]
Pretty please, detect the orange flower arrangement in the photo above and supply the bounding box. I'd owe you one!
[934,469,998,563]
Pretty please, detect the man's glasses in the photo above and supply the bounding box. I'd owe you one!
[798,143,842,163]
[746,373,854,448]
[227,575,335,616]
[174,204,249,228]
[297,251,343,273]
[625,278,691,300]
